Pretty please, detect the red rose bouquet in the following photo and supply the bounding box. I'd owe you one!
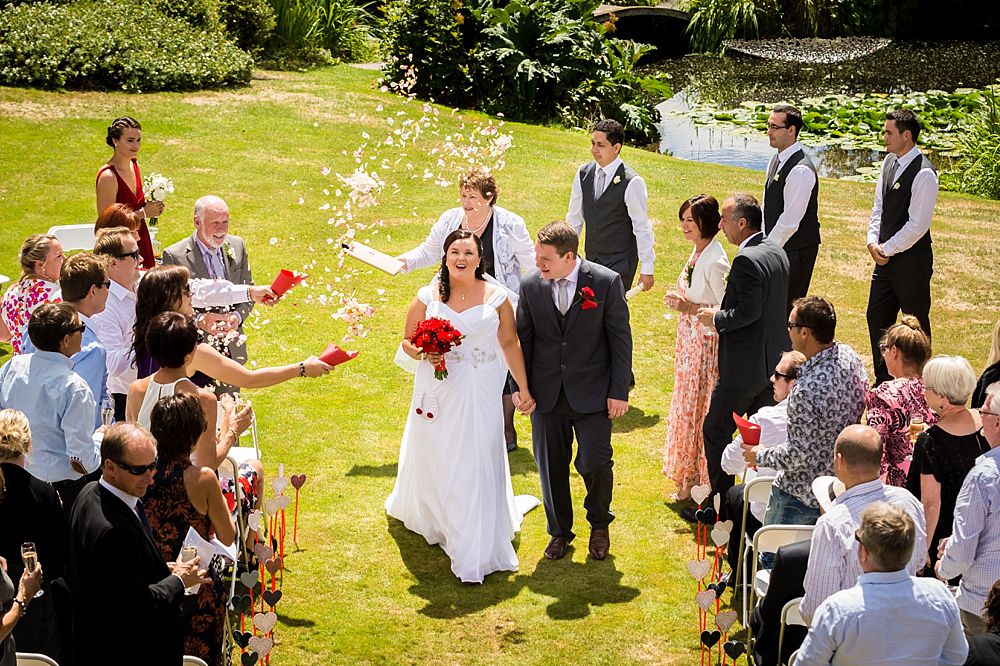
[409,317,464,380]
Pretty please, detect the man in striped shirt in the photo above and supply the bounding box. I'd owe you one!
[937,382,1000,635]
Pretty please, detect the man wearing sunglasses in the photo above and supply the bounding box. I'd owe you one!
[0,302,103,513]
[68,422,205,665]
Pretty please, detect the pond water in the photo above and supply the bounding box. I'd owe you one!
[651,41,1000,178]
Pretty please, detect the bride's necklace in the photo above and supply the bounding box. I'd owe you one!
[462,214,490,236]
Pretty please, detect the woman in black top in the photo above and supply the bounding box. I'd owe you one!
[966,580,1000,665]
[971,319,1000,409]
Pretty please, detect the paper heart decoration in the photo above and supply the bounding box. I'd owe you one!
[253,610,278,634]
[707,580,727,598]
[248,636,274,658]
[291,473,307,490]
[247,510,262,532]
[700,630,721,648]
[232,630,251,649]
[713,493,721,514]
[272,476,289,495]
[724,640,747,659]
[230,594,253,614]
[715,610,738,633]
[262,589,282,607]
[696,589,716,612]
[241,653,259,666]
[239,570,259,590]
[687,560,711,581]
[278,463,285,479]
[690,485,711,506]
[265,556,283,575]
[715,520,734,534]
[264,498,279,516]
[695,507,717,525]
[253,543,274,563]
[274,495,292,510]
[711,527,731,548]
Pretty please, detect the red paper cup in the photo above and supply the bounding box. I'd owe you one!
[319,343,359,367]
[270,269,307,296]
[732,411,761,446]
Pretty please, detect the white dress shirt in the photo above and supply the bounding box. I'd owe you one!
[800,478,926,621]
[738,230,764,251]
[720,399,788,521]
[550,258,582,309]
[762,142,817,248]
[99,477,142,521]
[938,446,1000,616]
[797,570,968,666]
[866,144,939,256]
[566,157,655,274]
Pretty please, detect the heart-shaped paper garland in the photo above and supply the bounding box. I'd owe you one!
[700,630,721,648]
[254,611,278,634]
[232,630,251,649]
[262,589,282,607]
[715,610,738,633]
[241,652,259,666]
[696,590,716,612]
[240,570,260,590]
[687,559,711,581]
[690,484,711,506]
[248,636,274,658]
[723,640,747,659]
[291,473,308,544]
[272,476,289,496]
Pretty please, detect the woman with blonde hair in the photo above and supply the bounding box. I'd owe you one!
[0,234,64,354]
[866,315,936,486]
[971,319,1000,409]
[0,409,64,659]
[906,355,989,573]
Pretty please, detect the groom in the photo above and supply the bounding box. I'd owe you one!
[513,222,632,561]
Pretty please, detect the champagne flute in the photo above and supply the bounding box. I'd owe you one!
[908,414,926,444]
[180,546,200,595]
[20,542,44,598]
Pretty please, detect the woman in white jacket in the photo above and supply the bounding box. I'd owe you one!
[662,194,730,501]
[398,169,535,451]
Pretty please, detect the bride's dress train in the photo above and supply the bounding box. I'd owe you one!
[386,285,538,583]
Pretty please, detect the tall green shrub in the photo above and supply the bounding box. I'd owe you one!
[954,89,1000,200]
[219,0,276,54]
[265,0,371,66]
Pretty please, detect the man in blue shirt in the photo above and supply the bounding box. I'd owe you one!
[22,252,111,430]
[0,302,102,511]
[797,502,967,665]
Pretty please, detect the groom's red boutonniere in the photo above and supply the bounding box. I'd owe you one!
[575,286,600,310]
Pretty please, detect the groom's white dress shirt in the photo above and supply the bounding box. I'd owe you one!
[550,258,582,308]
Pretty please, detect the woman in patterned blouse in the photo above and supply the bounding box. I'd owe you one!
[866,315,936,487]
[0,234,64,354]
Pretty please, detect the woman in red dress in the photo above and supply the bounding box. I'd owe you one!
[96,117,164,269]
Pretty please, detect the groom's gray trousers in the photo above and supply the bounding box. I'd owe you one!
[531,388,614,540]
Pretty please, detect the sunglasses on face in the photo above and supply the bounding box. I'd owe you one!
[114,249,141,261]
[772,369,797,381]
[65,324,86,335]
[113,457,158,475]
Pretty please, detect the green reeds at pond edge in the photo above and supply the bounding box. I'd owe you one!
[266,0,372,63]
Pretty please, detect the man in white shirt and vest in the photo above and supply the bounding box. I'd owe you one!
[866,108,938,385]
[762,105,821,313]
[566,118,655,293]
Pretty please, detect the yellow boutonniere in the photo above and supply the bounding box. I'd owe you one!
[892,182,901,190]
[773,173,781,182]
[612,175,622,185]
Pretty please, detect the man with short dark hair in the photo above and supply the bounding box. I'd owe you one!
[566,118,655,292]
[0,303,102,510]
[796,503,967,665]
[514,221,632,561]
[68,422,205,665]
[744,296,868,526]
[693,193,789,520]
[937,383,1000,635]
[866,108,938,385]
[763,104,821,312]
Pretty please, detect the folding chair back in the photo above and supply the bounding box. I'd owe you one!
[47,224,96,252]
[736,475,775,625]
[788,649,800,666]
[183,657,210,666]
[16,654,60,666]
[778,596,808,663]
[747,525,814,653]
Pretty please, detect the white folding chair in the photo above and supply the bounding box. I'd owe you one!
[746,525,814,651]
[779,597,808,665]
[0,274,9,287]
[16,654,59,666]
[47,224,96,252]
[736,475,776,625]
[183,657,209,666]
[788,649,800,666]
[226,414,261,467]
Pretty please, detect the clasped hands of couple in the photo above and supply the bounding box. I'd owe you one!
[663,290,719,330]
[512,392,629,420]
[193,284,285,336]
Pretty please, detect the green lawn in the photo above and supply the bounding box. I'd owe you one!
[1,65,999,664]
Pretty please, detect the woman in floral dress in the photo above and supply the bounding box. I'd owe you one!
[866,315,935,486]
[662,195,730,499]
[0,234,63,354]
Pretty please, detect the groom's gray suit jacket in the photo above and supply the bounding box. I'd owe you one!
[514,259,632,414]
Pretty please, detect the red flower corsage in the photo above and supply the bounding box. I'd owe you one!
[575,286,599,310]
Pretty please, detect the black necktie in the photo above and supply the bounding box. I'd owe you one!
[135,499,154,538]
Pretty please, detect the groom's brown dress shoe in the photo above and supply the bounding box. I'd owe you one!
[544,536,569,560]
[589,528,610,560]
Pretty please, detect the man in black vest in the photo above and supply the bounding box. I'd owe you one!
[566,119,655,293]
[762,105,821,313]
[866,109,938,385]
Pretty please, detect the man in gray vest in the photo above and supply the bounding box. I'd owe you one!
[866,109,938,385]
[762,104,820,313]
[566,119,655,293]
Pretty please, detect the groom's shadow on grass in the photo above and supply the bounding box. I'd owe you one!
[515,553,640,620]
[386,514,526,618]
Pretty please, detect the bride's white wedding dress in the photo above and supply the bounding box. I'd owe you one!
[386,285,538,583]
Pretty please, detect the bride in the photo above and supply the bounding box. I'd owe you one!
[386,229,537,583]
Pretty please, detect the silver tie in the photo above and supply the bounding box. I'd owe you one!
[766,154,779,183]
[594,169,607,199]
[883,157,899,196]
[557,279,569,315]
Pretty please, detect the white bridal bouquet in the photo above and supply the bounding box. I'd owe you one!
[142,173,174,226]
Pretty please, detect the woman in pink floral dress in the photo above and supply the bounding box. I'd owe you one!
[662,195,730,499]
[866,315,936,486]
[0,234,64,354]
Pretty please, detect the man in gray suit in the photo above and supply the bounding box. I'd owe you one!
[695,194,790,521]
[162,195,254,392]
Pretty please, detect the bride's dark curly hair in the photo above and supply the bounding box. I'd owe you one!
[438,229,485,302]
